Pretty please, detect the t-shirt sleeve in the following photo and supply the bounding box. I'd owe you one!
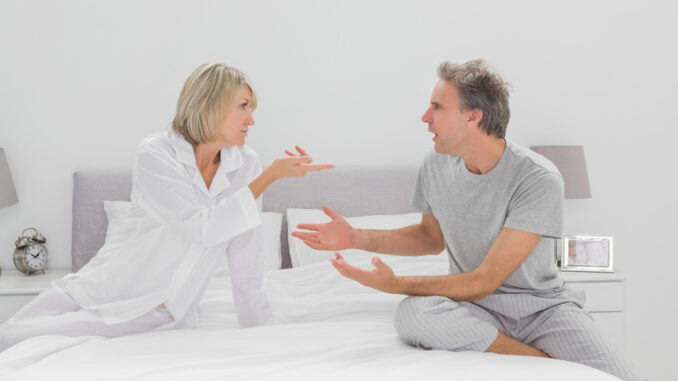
[503,171,564,238]
[411,162,433,215]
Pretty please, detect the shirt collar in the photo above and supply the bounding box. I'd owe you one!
[218,144,244,174]
[169,130,245,195]
[169,130,198,167]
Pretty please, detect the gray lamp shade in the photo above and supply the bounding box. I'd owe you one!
[0,148,19,207]
[530,145,591,199]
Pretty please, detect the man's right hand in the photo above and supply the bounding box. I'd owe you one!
[292,205,354,251]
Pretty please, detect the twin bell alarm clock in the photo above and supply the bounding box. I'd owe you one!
[14,227,48,274]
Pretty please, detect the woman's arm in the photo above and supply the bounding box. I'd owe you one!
[134,141,333,248]
[248,151,334,199]
[225,209,272,327]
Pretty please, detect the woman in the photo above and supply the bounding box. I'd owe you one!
[0,63,333,351]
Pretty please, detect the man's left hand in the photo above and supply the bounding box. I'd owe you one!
[330,253,401,294]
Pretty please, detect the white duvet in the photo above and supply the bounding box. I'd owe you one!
[0,255,618,380]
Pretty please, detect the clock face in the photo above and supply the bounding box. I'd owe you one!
[24,243,47,270]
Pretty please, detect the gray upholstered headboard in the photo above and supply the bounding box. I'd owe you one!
[71,165,419,272]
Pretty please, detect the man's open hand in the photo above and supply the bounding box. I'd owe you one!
[330,253,401,294]
[292,205,354,251]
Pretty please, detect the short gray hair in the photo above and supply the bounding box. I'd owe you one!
[172,63,257,145]
[437,60,510,138]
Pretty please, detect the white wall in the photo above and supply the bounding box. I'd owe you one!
[1,0,676,379]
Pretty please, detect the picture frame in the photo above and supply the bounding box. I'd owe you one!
[560,235,614,272]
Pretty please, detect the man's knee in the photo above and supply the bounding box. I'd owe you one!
[394,296,441,345]
[394,296,442,334]
[393,295,496,352]
[394,295,423,320]
[393,296,419,339]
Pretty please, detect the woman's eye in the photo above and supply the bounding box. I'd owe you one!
[240,103,249,109]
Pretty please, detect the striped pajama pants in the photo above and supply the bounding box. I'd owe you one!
[393,292,642,381]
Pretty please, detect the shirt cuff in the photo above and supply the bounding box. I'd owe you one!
[233,187,262,233]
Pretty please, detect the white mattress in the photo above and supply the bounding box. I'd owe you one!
[0,255,618,380]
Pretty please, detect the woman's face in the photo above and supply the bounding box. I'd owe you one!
[215,86,255,146]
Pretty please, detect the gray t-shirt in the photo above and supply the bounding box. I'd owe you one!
[411,140,565,295]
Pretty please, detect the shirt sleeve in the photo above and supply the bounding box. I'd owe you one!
[411,161,434,215]
[226,218,272,328]
[226,155,272,327]
[133,141,261,248]
[503,171,564,239]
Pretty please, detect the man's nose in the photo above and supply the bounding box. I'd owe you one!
[421,108,431,123]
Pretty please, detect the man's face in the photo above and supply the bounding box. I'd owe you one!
[421,80,471,155]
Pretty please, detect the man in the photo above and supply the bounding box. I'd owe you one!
[292,60,641,381]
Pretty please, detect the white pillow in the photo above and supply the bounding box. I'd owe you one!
[263,212,283,271]
[103,201,283,275]
[287,208,432,267]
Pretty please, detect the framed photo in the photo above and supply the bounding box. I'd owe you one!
[561,235,614,272]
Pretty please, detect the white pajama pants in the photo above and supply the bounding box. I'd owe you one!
[0,283,175,352]
[393,293,643,381]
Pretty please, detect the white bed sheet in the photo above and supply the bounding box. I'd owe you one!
[0,255,619,380]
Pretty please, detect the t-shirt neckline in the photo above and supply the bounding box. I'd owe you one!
[459,139,510,181]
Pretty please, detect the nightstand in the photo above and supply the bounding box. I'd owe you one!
[0,269,70,323]
[560,270,626,352]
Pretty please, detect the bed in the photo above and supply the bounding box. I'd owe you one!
[0,166,619,380]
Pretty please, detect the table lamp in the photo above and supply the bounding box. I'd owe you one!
[530,145,591,199]
[530,145,601,270]
[1,147,18,208]
[1,147,19,276]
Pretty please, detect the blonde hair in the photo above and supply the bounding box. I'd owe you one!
[172,63,258,145]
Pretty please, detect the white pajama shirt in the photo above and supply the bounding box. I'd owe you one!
[1,131,271,350]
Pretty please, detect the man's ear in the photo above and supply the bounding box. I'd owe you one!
[466,109,483,128]
[468,108,483,126]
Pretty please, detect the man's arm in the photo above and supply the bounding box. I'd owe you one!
[292,206,445,256]
[331,227,542,301]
